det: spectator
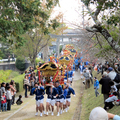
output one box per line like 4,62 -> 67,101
74,57 -> 79,71
9,80 -> 16,105
5,83 -> 9,91
83,69 -> 90,89
33,72 -> 37,83
25,70 -> 28,75
1,92 -> 7,111
107,67 -> 120,98
104,92 -> 118,110
79,63 -> 85,79
29,66 -> 32,72
16,95 -> 23,105
13,80 -> 16,102
1,82 -> 6,95
107,67 -> 116,82
39,61 -> 42,67
24,74 -> 30,98
94,77 -> 100,97
88,67 -> 93,84
0,88 -> 2,113
30,73 -> 35,95
89,107 -> 120,120
109,81 -> 118,95
6,86 -> 12,110
99,72 -> 111,103
31,67 -> 34,72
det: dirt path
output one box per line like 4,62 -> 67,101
72,81 -> 84,120
2,72 -> 84,120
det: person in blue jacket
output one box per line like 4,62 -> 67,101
79,63 -> 85,79
66,83 -> 75,112
31,82 -> 45,117
46,81 -> 58,116
58,84 -> 68,114
68,70 -> 73,86
62,84 -> 68,113
73,64 -> 75,74
74,57 -> 79,71
94,77 -> 100,97
64,70 -> 68,83
55,81 -> 63,116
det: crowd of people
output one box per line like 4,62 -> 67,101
24,67 -> 37,98
0,66 -> 36,113
88,61 -> 120,120
1,56 -> 120,120
0,80 -> 16,112
74,56 -> 120,120
22,65 -> 76,117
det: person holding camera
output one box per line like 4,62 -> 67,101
46,81 -> 58,116
31,82 -> 45,117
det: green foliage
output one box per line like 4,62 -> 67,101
0,50 -> 4,59
0,70 -> 12,83
0,70 -> 19,83
82,0 -> 119,27
93,26 -> 120,58
9,74 -> 24,92
107,15 -> 120,26
59,45 -> 63,53
0,0 -> 59,46
36,58 -> 45,65
15,57 -> 25,71
110,27 -> 119,42
0,70 -> 24,92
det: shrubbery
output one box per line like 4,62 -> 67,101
8,74 -> 24,92
36,58 -> 45,65
0,70 -> 12,83
15,57 -> 26,71
0,70 -> 24,92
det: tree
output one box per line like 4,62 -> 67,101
0,0 -> 59,46
15,57 -> 25,71
13,3 -> 67,68
81,0 -> 120,54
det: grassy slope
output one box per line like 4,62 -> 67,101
0,70 -> 20,83
81,71 -> 120,120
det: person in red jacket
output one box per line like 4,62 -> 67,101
1,92 -> 7,111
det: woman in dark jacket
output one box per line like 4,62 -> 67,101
99,72 -> 111,103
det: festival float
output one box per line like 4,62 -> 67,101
37,44 -> 77,86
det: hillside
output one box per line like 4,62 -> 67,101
80,71 -> 120,120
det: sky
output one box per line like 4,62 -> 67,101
53,0 -> 85,28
